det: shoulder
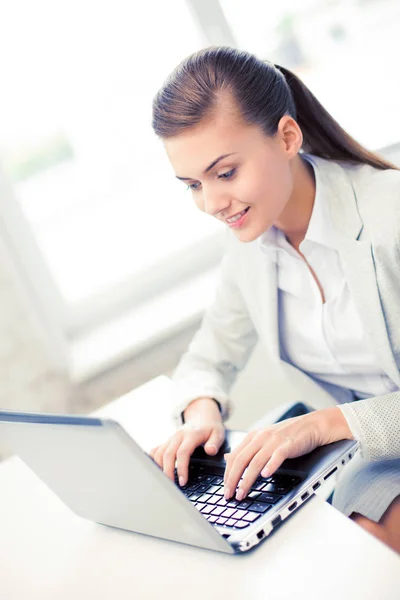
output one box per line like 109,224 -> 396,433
343,162 -> 400,245
342,160 -> 400,199
311,154 -> 400,247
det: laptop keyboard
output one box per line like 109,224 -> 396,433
175,464 -> 302,530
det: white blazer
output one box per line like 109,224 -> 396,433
172,155 -> 400,462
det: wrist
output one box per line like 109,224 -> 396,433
314,406 -> 354,445
183,397 -> 222,424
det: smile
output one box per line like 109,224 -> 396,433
226,207 -> 250,228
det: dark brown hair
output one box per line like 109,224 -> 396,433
152,46 -> 398,170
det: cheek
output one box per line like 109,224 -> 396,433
255,161 -> 293,211
239,163 -> 290,209
193,194 -> 205,212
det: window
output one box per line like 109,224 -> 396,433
219,0 -> 400,148
0,0 -> 225,377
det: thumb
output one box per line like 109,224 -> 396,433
204,426 -> 225,455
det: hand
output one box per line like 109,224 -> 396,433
223,407 -> 353,501
149,397 -> 225,486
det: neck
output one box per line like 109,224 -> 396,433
274,154 -> 316,250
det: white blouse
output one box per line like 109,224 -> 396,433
257,155 -> 399,401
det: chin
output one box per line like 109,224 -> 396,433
233,228 -> 261,243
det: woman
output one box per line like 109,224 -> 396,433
149,46 -> 400,552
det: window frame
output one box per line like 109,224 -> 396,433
0,0 -> 236,373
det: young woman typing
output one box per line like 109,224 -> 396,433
149,47 -> 400,552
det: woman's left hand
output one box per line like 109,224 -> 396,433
223,406 -> 353,500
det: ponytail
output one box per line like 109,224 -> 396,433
274,64 -> 398,170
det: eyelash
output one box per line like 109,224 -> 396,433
186,168 -> 236,192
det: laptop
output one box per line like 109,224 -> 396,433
0,407 -> 359,554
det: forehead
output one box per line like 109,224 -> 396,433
163,111 -> 259,178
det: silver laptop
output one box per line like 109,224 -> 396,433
0,409 -> 358,554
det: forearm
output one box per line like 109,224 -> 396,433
183,397 -> 223,424
311,406 -> 354,446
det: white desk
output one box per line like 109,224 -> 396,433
1,376 -> 399,600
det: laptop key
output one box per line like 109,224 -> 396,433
186,483 -> 200,492
224,518 -> 237,528
207,485 -> 223,495
194,502 -> 206,511
271,475 -> 301,486
211,506 -> 226,516
217,497 -> 229,507
235,500 -> 252,510
202,475 -> 217,484
195,484 -> 211,494
249,502 -> 272,514
248,491 -> 261,500
208,466 -> 225,476
212,476 -> 224,485
252,481 -> 267,491
188,492 -> 203,501
243,512 -> 261,523
263,483 -> 290,494
221,508 -> 237,518
231,509 -> 248,520
234,520 -> 250,529
216,517 -> 227,525
226,499 -> 240,508
208,515 -> 218,523
200,504 -> 214,515
258,492 -> 283,505
206,495 -> 220,505
198,493 -> 212,503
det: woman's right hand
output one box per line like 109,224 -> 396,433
149,397 -> 225,487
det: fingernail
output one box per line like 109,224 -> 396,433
224,487 -> 231,499
261,467 -> 270,478
236,488 -> 245,501
179,476 -> 185,486
206,444 -> 217,454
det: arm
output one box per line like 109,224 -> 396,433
171,242 -> 258,425
338,391 -> 400,461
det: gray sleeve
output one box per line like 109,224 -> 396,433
171,247 -> 258,426
338,391 -> 400,461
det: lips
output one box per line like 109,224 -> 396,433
225,207 -> 250,223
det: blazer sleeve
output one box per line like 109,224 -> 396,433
170,243 -> 258,426
338,391 -> 400,461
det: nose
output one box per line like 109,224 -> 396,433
202,186 -> 230,218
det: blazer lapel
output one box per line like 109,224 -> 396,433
315,157 -> 400,386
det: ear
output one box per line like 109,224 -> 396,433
277,115 -> 303,157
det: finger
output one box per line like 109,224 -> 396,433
223,430 -> 259,488
235,448 -> 271,500
204,425 -> 225,455
162,435 -> 184,481
261,439 -> 292,478
153,443 -> 168,468
224,442 -> 261,499
224,430 -> 255,464
149,446 -> 158,459
176,432 -> 206,486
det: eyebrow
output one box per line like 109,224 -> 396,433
176,153 -> 238,181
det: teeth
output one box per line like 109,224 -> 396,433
227,209 -> 247,223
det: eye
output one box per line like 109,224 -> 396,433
218,168 -> 236,180
186,182 -> 201,191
